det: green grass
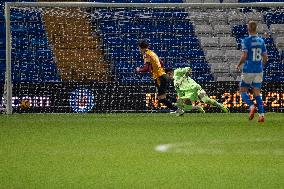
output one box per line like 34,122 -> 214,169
0,113 -> 283,189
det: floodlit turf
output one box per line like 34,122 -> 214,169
0,113 -> 283,189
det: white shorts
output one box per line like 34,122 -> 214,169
240,72 -> 263,89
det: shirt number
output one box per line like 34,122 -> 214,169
252,48 -> 262,61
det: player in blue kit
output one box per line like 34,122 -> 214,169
237,21 -> 268,122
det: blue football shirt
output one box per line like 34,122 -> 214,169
241,35 -> 267,73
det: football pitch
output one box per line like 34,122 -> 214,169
0,113 -> 283,189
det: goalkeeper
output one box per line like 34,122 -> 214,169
166,67 -> 229,116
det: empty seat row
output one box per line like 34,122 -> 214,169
264,11 -> 284,25
206,49 -> 241,63
200,37 -> 237,50
189,11 -> 264,25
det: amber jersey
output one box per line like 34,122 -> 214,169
141,49 -> 166,79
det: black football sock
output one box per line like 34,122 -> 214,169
166,95 -> 177,103
159,98 -> 178,111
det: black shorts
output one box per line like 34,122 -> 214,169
155,74 -> 170,96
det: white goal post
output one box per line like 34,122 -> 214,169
4,1 -> 284,114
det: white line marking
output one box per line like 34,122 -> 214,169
155,138 -> 284,155
155,144 -> 172,152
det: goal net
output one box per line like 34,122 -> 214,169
2,2 -> 284,114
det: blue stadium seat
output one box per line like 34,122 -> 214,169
267,49 -> 281,61
264,11 -> 284,25
174,62 -> 191,68
30,37 -> 49,47
0,22 -> 5,36
263,37 -> 274,46
0,60 -> 5,81
173,11 -> 188,19
232,25 -> 248,38
0,11 -> 4,21
28,23 -> 45,35
35,49 -> 53,60
0,49 -> 5,59
0,37 -> 6,49
190,62 -> 210,72
10,9 -> 41,22
281,50 -> 284,61
0,0 -> 61,83
186,50 -> 205,59
11,23 -> 28,37
94,7 -> 213,84
0,59 -> 5,71
13,37 -> 29,47
12,49 -> 33,59
193,74 -> 214,82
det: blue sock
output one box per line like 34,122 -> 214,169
241,92 -> 253,107
255,95 -> 264,115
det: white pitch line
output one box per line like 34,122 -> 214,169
154,140 -> 284,156
154,144 -> 172,152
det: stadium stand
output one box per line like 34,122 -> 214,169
0,0 -> 283,83
0,0 -> 61,82
91,6 -> 214,83
188,2 -> 283,81
41,7 -> 111,82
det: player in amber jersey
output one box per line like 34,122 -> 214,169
136,40 -> 177,111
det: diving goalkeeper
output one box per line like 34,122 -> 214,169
166,67 -> 229,116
